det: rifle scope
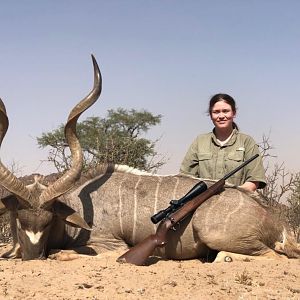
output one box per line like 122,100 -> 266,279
151,181 -> 207,224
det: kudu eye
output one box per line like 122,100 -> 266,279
280,230 -> 287,244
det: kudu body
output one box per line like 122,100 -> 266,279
0,57 -> 299,263
61,167 -> 300,262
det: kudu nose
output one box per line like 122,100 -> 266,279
22,247 -> 47,261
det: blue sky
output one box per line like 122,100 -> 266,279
0,1 -> 299,176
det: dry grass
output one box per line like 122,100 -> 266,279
0,213 -> 12,244
234,269 -> 253,286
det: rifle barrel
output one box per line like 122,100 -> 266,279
223,154 -> 259,180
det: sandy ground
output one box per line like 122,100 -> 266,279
0,245 -> 299,300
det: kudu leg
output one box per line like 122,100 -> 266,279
214,250 -> 288,263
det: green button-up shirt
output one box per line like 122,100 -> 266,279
180,129 -> 266,188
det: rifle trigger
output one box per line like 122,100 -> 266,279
168,216 -> 179,231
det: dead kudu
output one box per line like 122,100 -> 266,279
0,58 -> 299,263
0,55 -> 101,260
53,165 -> 300,263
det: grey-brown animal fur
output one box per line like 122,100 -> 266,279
47,164 -> 299,262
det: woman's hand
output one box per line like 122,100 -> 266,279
239,181 -> 259,192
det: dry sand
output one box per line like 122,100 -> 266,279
0,245 -> 299,300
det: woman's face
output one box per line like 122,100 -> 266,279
210,100 -> 236,131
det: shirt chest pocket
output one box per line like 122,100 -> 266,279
197,153 -> 213,178
226,150 -> 245,175
198,153 -> 212,161
227,150 -> 244,162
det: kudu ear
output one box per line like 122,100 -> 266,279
52,200 -> 92,231
0,195 -> 19,214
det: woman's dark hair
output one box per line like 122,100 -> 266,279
208,93 -> 239,130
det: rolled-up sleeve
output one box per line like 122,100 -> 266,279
180,138 -> 199,177
243,138 -> 266,189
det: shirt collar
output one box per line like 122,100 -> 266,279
211,128 -> 238,147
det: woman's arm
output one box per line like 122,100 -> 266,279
243,137 -> 267,189
179,138 -> 200,176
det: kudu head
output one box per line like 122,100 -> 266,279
0,55 -> 102,260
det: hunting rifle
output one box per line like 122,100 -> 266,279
151,180 -> 208,224
117,154 -> 259,266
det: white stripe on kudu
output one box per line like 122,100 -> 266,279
153,177 -> 162,232
118,177 -> 125,236
173,177 -> 180,199
132,175 -> 142,244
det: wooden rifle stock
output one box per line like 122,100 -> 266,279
117,154 -> 259,266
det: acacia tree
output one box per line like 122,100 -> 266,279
37,108 -> 166,172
